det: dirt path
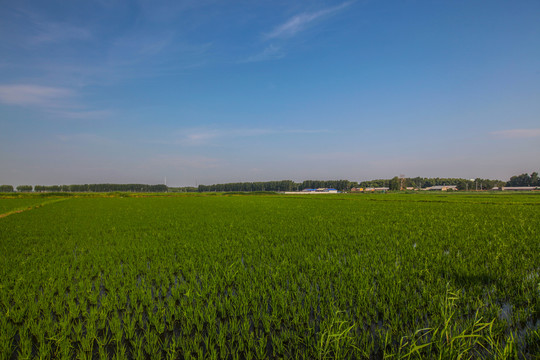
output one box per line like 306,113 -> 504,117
0,198 -> 68,219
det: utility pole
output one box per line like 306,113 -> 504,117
400,174 -> 405,191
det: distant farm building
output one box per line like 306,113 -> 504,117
424,185 -> 458,191
286,188 -> 339,194
495,186 -> 538,191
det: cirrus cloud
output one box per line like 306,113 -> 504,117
265,1 -> 354,39
0,84 -> 73,107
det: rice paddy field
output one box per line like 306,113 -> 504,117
0,192 -> 539,359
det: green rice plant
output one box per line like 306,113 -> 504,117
56,315 -> 72,340
37,338 -> 52,359
271,331 -> 285,357
95,328 -> 111,349
17,327 -> 33,360
207,343 -> 219,360
194,340 -> 204,360
231,349 -> 241,360
316,311 -> 357,360
98,344 -> 108,360
146,328 -> 161,356
255,334 -> 267,360
109,315 -> 123,343
113,342 -> 127,360
68,299 -> 80,319
123,314 -> 136,340
80,332 -> 94,355
394,286 -> 520,359
0,324 -> 13,359
484,326 -> 518,359
165,336 -> 180,360
8,304 -> 27,325
98,308 -> 108,330
219,338 -> 229,359
131,333 -> 145,360
73,319 -> 84,339
57,337 -> 72,360
154,310 -> 167,335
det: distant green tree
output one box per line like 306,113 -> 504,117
456,180 -> 473,191
530,172 -> 539,186
507,173 -> 532,186
0,185 -> 14,192
389,177 -> 400,191
169,187 -> 198,192
16,185 -> 33,192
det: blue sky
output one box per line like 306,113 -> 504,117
1,0 -> 539,186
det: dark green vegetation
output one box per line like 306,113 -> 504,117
1,193 -> 539,359
197,180 -> 358,192
16,186 -> 33,193
360,177 -> 507,191
507,172 -> 540,187
0,185 -> 15,192
33,184 -> 169,193
2,170 -> 538,194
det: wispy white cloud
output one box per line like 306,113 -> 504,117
3,4 -> 212,87
0,84 -> 73,107
148,127 -> 330,146
46,38 -> 213,86
240,44 -> 284,63
8,6 -> 93,46
265,1 -> 353,39
241,2 -> 353,63
490,128 -> 540,138
0,83 -> 112,120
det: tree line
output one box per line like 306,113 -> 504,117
0,184 -> 168,193
197,180 -> 359,192
198,180 -> 296,192
168,187 -> 199,193
1,172 -> 538,193
360,177 -> 506,191
506,172 -> 540,187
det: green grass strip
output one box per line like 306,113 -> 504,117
0,198 -> 68,219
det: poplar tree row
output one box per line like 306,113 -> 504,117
197,180 -> 359,192
0,184 -> 167,193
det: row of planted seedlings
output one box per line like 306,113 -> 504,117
1,195 -> 539,358
2,234 -> 533,359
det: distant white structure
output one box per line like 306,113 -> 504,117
495,187 -> 538,191
364,187 -> 389,192
285,188 -> 339,194
424,185 -> 458,191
